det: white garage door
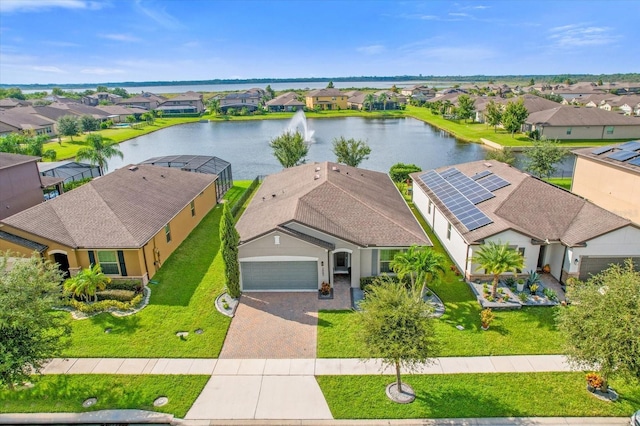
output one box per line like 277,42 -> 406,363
579,256 -> 640,281
241,261 -> 318,291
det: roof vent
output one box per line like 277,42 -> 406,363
272,193 -> 276,198
314,174 -> 320,180
142,176 -> 146,180
315,166 -> 321,172
484,162 -> 492,167
128,166 -> 138,171
160,174 -> 165,178
332,166 -> 339,172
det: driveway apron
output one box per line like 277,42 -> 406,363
219,292 -> 319,359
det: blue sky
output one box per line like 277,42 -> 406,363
1,0 -> 639,85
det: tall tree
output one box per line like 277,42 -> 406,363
377,93 -> 388,110
501,99 -> 529,137
0,253 -> 70,389
332,137 -> 371,167
220,203 -> 241,298
80,115 -> 99,133
472,241 -> 524,298
525,139 -> 567,179
0,133 -> 56,160
111,87 -> 129,98
484,100 -> 502,132
456,95 -> 476,123
358,277 -> 440,399
57,115 -> 81,141
364,93 -> 376,111
326,81 -> 334,89
269,131 -> 308,168
75,133 -> 123,175
485,146 -> 516,166
557,259 -> 640,392
265,85 -> 275,100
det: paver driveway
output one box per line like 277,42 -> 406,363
219,292 -> 319,359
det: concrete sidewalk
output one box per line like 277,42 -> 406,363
41,355 -> 573,376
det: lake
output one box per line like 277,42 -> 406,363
107,117 -> 492,180
106,116 -> 575,180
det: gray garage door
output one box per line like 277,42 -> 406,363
579,256 -> 640,281
241,261 -> 318,291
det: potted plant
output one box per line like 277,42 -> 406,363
516,278 -> 525,292
525,270 -> 541,291
320,282 -> 331,296
480,308 -> 495,330
542,264 -> 551,274
529,283 -> 539,295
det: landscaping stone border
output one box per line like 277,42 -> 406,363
468,281 -> 559,309
215,292 -> 238,317
53,286 -> 152,320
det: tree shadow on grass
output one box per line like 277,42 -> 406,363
87,312 -> 141,336
518,306 -> 560,332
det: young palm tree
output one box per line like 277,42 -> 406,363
63,264 -> 110,302
75,133 -> 124,175
472,241 -> 524,298
390,245 -> 446,300
364,93 -> 376,112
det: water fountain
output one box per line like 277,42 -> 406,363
286,110 -> 315,142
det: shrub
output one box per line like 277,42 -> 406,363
360,276 -> 377,291
480,308 -> 495,328
95,289 -> 136,302
543,287 -> 558,301
107,279 -> 142,292
67,293 -> 143,314
63,177 -> 93,192
518,292 -> 529,302
586,372 -> 604,389
504,276 -> 516,288
389,163 -> 422,183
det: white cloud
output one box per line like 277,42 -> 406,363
33,66 -> 66,73
357,44 -> 385,55
0,0 -> 104,13
43,40 -> 81,47
81,67 -> 124,75
133,0 -> 184,30
548,23 -> 621,47
100,33 -> 142,42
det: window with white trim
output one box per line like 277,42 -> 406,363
97,251 -> 119,275
379,249 -> 404,274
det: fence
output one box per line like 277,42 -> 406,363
230,175 -> 264,218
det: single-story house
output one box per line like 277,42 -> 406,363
0,164 -> 218,281
0,108 -> 56,136
411,160 -> 640,283
265,92 -> 305,112
475,94 -> 560,123
347,90 -> 407,111
524,106 -> 640,140
572,141 -> 640,226
95,105 -> 148,122
235,162 -> 431,291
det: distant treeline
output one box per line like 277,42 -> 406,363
2,74 -> 639,90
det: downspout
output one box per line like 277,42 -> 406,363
327,251 -> 331,286
464,245 -> 471,280
560,245 -> 567,286
142,244 -> 150,283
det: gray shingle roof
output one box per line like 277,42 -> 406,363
412,160 -> 632,246
0,152 -> 40,169
527,106 -> 640,126
236,162 -> 430,248
2,165 -> 217,249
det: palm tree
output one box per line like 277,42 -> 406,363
364,93 -> 376,112
75,133 -> 123,175
377,93 -> 388,110
390,245 -> 446,300
472,241 -> 524,298
64,264 -> 110,302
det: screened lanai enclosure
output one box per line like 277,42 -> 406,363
140,155 -> 232,201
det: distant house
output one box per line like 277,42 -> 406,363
95,105 -> 147,122
235,162 -> 430,291
157,91 -> 204,115
0,98 -> 31,109
411,160 -> 640,283
0,165 -> 218,281
81,92 -> 122,106
0,153 -> 47,220
117,92 -> 166,111
219,88 -> 265,113
475,94 -> 560,123
525,106 -> 640,140
347,90 -> 406,111
572,141 -> 640,226
305,88 -> 347,110
400,85 -> 436,101
265,92 -> 305,112
0,108 -> 56,136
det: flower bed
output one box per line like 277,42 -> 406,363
469,280 -> 559,309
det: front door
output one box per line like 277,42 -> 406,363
334,252 -> 350,275
537,245 -> 546,270
52,253 -> 70,279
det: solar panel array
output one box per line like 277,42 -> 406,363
618,140 -> 640,151
607,149 -> 640,162
591,146 -> 614,155
444,170 -> 495,204
628,157 -> 640,167
440,168 -> 461,178
471,170 -> 492,180
419,170 -> 493,232
477,174 -> 511,192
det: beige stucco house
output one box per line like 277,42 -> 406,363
572,141 -> 640,226
305,88 -> 348,110
235,162 -> 430,292
0,164 -> 218,281
0,153 -> 46,220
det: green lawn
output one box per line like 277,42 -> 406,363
547,177 -> 573,190
405,105 -> 628,148
317,204 -> 564,357
60,186 -> 246,357
317,373 -> 640,419
0,375 -> 207,418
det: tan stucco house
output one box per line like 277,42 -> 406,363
235,162 -> 430,291
0,164 -> 218,281
305,88 -> 348,110
572,141 -> 640,225
0,153 -> 46,220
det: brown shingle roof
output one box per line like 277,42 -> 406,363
0,152 -> 40,169
527,106 -> 640,126
236,162 -> 430,248
1,165 -> 217,249
412,160 -> 631,246
306,88 -> 345,97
